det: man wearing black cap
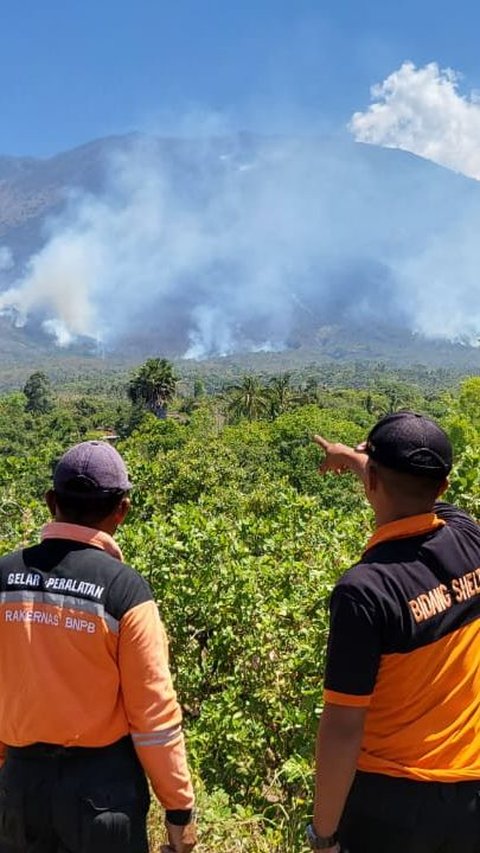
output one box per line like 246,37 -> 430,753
0,441 -> 196,853
306,412 -> 480,853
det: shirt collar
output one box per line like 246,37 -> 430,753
41,521 -> 123,562
365,513 -> 445,553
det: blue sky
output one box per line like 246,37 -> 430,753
1,0 -> 479,156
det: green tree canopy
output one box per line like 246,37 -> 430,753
23,371 -> 54,415
227,375 -> 269,422
127,358 -> 178,419
457,377 -> 480,428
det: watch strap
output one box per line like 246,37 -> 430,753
306,823 -> 339,849
165,807 -> 197,826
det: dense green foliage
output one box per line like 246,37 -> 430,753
0,364 -> 479,851
23,371 -> 54,414
128,357 -> 178,419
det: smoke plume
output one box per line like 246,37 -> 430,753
1,100 -> 480,354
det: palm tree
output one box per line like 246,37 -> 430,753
227,375 -> 268,422
298,377 -> 324,406
128,358 -> 178,419
267,373 -> 295,418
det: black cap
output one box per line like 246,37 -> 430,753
364,411 -> 452,479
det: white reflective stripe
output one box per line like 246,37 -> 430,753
135,735 -> 182,746
132,725 -> 181,741
0,591 -> 119,634
132,725 -> 182,747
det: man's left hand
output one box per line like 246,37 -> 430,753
161,819 -> 197,852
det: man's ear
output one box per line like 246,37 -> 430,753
45,489 -> 56,517
115,496 -> 131,527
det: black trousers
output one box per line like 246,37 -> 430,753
0,737 -> 150,853
339,771 -> 480,852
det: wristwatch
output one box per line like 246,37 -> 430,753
306,823 -> 339,849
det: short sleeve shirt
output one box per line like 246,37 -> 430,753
323,503 -> 480,780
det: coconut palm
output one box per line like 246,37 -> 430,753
267,373 -> 295,418
227,375 -> 269,422
128,358 -> 178,419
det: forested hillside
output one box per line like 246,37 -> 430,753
1,363 -> 479,851
2,133 -> 480,362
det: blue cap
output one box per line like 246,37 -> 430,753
54,441 -> 132,493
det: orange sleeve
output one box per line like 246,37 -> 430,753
119,600 -> 194,809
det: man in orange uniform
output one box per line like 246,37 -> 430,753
0,440 -> 196,853
308,412 -> 480,852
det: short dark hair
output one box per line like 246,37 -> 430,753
54,477 -> 127,526
375,462 -> 446,506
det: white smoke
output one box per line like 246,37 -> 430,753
184,306 -> 237,360
1,134 -> 362,353
398,212 -> 480,342
2,103 -> 480,352
0,228 -> 98,337
350,61 -> 480,181
348,61 -> 480,345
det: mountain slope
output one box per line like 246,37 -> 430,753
0,132 -> 479,364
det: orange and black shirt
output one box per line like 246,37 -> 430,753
324,503 -> 480,782
0,522 -> 194,810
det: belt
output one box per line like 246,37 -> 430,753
7,736 -> 131,760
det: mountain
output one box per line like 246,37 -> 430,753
1,132 -> 480,368
0,135 -> 135,269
